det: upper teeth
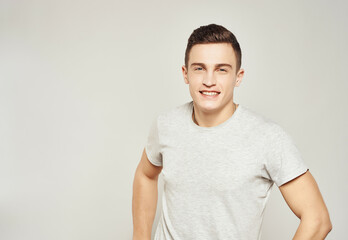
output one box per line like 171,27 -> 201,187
202,91 -> 219,95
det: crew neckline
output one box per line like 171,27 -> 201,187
188,100 -> 241,131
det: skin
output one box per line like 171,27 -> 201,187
132,149 -> 162,240
280,171 -> 333,239
181,43 -> 244,127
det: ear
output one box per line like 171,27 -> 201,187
182,65 -> 189,84
235,68 -> 244,87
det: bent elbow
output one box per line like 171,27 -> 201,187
322,220 -> 333,233
317,216 -> 333,236
302,212 -> 333,236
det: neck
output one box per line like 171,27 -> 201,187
192,101 -> 238,127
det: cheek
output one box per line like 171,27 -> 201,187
220,77 -> 234,88
188,71 -> 203,80
189,84 -> 199,95
188,77 -> 201,89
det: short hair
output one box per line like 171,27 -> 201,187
184,23 -> 242,73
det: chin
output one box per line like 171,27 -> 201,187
196,100 -> 222,111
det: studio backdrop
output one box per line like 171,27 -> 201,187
0,0 -> 347,239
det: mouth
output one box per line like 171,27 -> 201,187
199,91 -> 221,98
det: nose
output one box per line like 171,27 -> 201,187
202,71 -> 217,86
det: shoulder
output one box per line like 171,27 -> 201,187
156,101 -> 191,129
241,106 -> 298,156
240,105 -> 283,136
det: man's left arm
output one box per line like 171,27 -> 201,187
278,170 -> 333,240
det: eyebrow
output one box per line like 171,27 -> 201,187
190,62 -> 233,69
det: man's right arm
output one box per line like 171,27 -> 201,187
132,148 -> 163,240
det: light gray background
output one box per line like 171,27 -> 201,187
1,0 -> 347,239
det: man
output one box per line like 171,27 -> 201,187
132,23 -> 332,240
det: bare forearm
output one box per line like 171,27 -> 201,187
132,172 -> 159,240
292,217 -> 332,240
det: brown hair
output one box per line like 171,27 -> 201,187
184,23 -> 242,73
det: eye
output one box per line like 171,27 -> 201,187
194,67 -> 203,71
219,68 -> 227,72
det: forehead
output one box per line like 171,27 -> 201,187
189,43 -> 236,65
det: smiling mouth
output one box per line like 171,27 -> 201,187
199,91 -> 221,96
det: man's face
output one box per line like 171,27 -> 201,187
182,43 -> 244,113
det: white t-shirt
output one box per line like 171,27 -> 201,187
145,100 -> 309,240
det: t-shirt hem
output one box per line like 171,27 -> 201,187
145,145 -> 163,167
276,167 -> 309,187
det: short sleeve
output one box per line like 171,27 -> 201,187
144,116 -> 163,166
264,125 -> 309,187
